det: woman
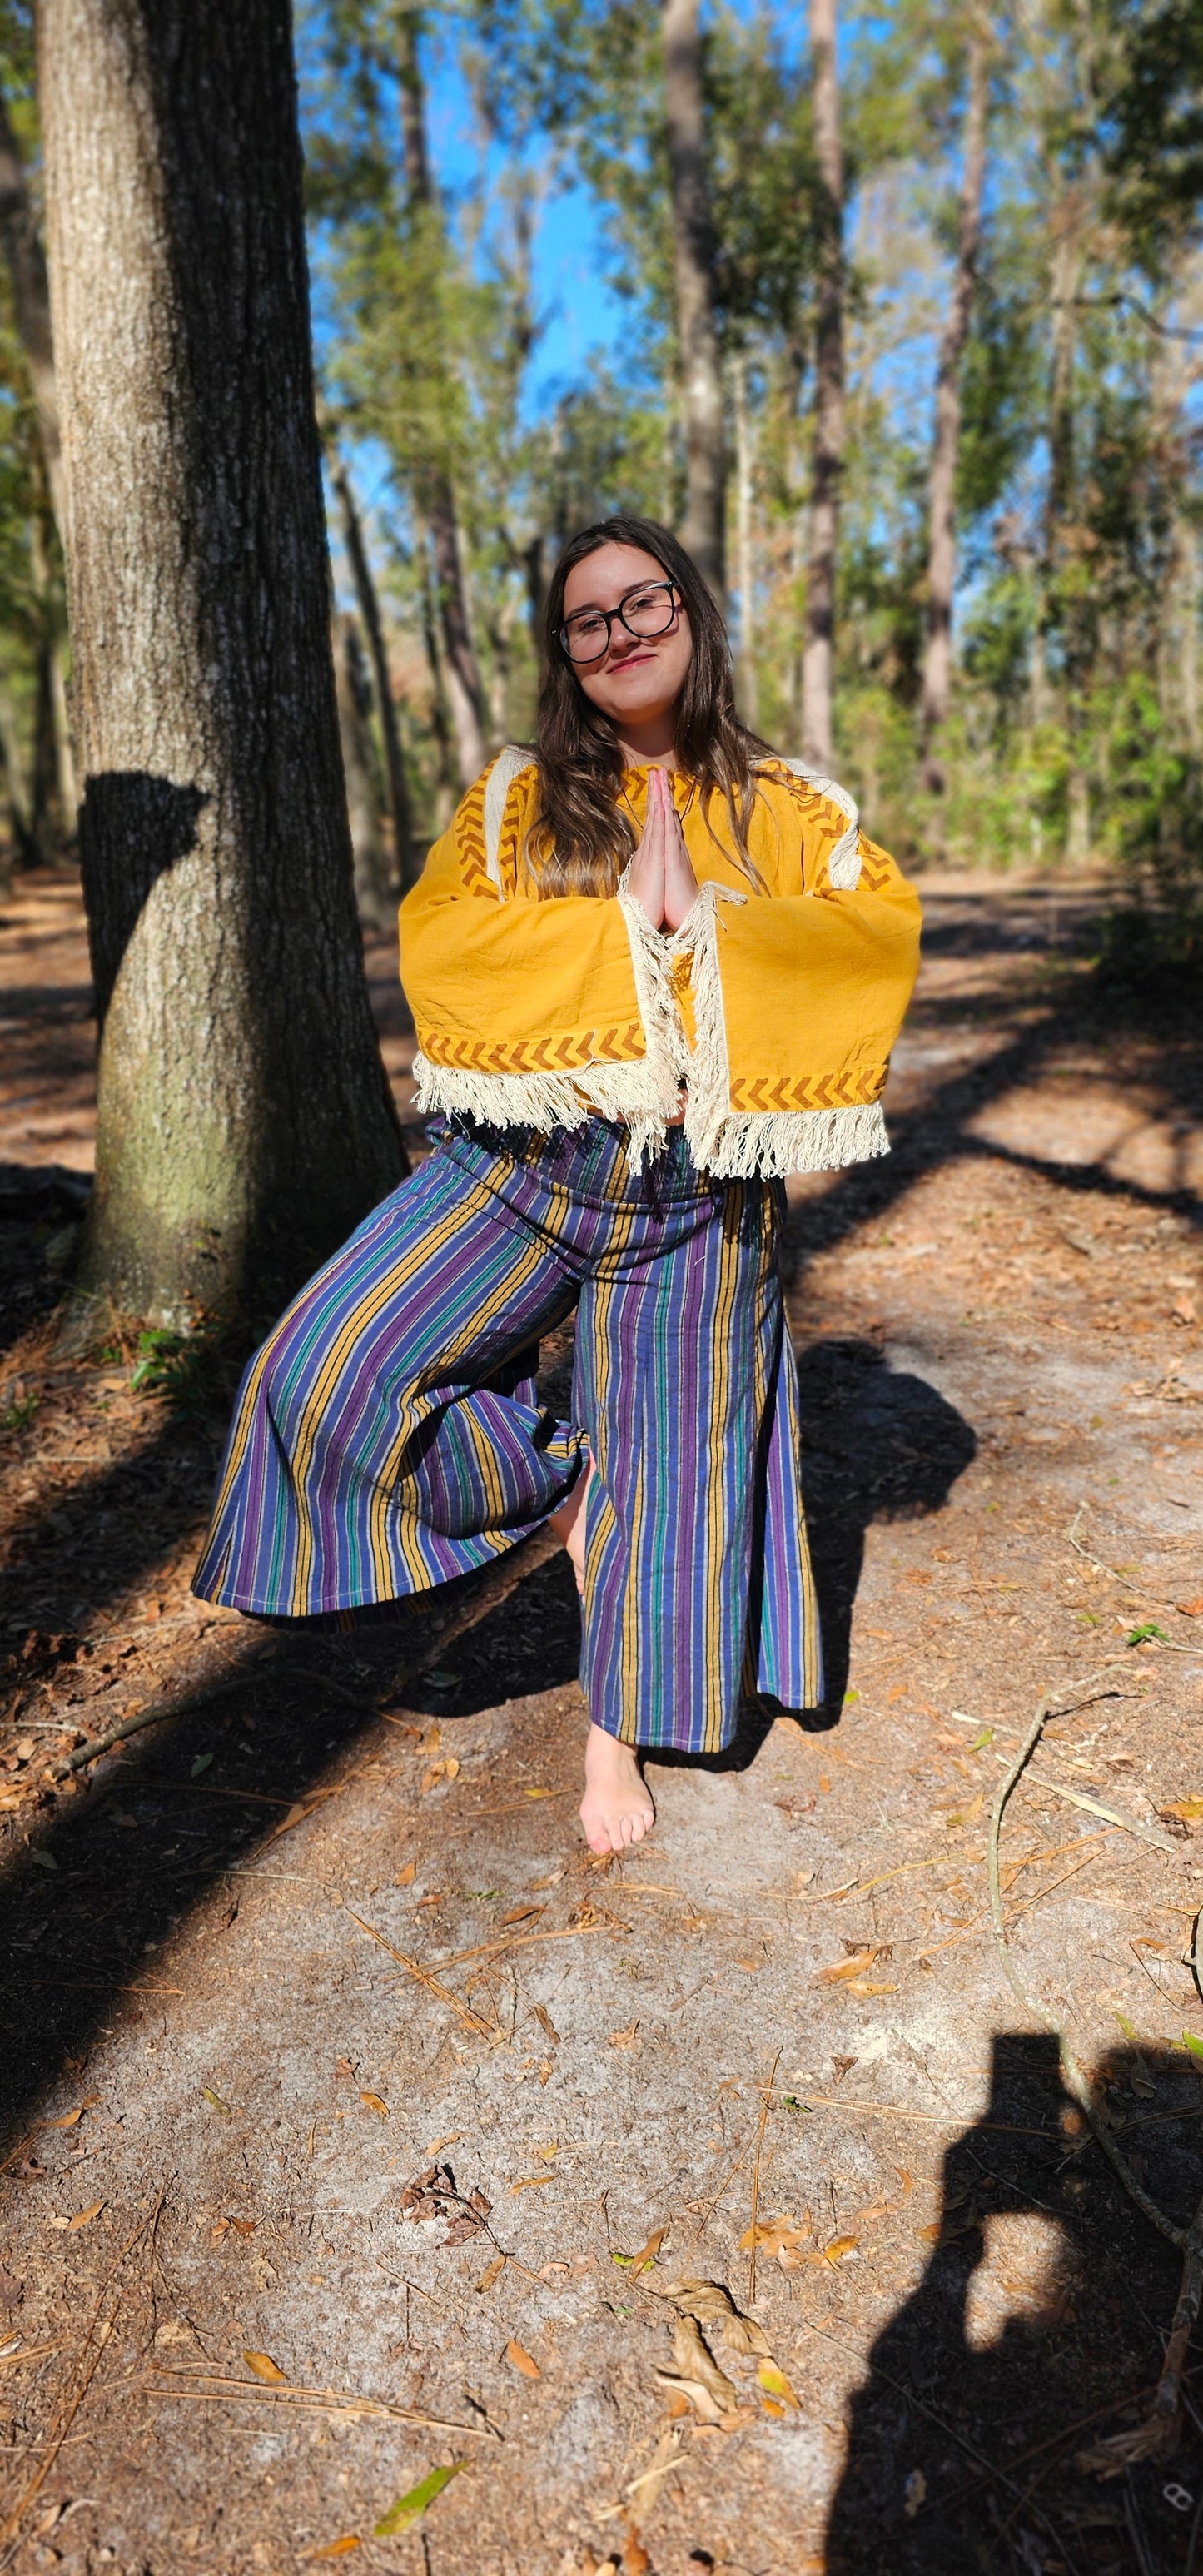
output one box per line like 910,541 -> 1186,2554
194,516 -> 921,1855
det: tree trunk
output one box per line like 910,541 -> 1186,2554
921,33 -> 987,798
336,611 -> 395,933
662,0 -> 725,605
396,2 -> 488,787
0,78 -> 67,545
732,351 -> 758,729
801,0 -> 844,775
329,450 -> 415,888
38,0 -> 405,1331
416,518 -> 457,830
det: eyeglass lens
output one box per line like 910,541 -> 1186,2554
561,582 -> 677,662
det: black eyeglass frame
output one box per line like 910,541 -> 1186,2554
558,578 -> 681,666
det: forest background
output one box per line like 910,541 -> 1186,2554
0,0 -> 1201,928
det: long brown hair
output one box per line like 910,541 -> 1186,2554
526,515 -> 770,897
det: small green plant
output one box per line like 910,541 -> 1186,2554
2,1389 -> 37,1431
128,1320 -> 229,1416
1126,1622 -> 1169,1646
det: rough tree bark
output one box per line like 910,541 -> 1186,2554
662,0 -> 725,606
329,449 -> 415,888
38,0 -> 405,1330
801,0 -> 844,775
396,2 -> 487,787
921,32 -> 987,798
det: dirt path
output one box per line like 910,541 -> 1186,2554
0,868 -> 1201,2576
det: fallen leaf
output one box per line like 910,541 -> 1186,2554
848,1979 -> 897,1997
510,2173 -> 556,2192
334,2057 -> 355,2081
823,2235 -> 860,2265
226,2215 -> 256,2237
360,2091 -> 390,2117
415,1890 -> 445,1910
374,2463 -> 465,2538
532,2003 -> 559,2045
500,1903 -> 547,1927
505,2337 -> 542,2379
47,2201 -> 104,2232
420,1758 -> 460,1793
1177,1599 -> 1203,1618
917,2220 -> 942,2242
243,2350 -> 286,2384
622,2528 -> 652,2575
395,1862 -> 417,1886
201,2086 -> 232,2117
46,2095 -> 99,2132
534,2141 -> 559,2164
818,1951 -> 877,1983
895,2166 -> 913,2191
306,2540 -> 361,2562
474,2255 -> 506,2294
757,2358 -> 801,2409
191,1751 -> 213,1778
738,2215 -> 810,2255
523,1786 -> 553,1799
1165,1797 -> 1203,1823
735,1958 -> 762,1972
612,2228 -> 666,2279
609,2023 -> 640,2049
654,2314 -> 738,2419
853,2200 -> 890,2225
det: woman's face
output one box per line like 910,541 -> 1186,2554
560,542 -> 693,737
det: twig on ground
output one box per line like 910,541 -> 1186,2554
346,1908 -> 496,2037
989,1678 -> 1203,2468
143,2371 -> 492,2436
747,2048 -> 780,2308
49,1660 -> 276,1778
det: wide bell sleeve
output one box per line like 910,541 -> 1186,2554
667,825 -> 922,1180
398,760 -> 684,1158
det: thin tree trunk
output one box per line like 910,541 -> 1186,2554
1181,520 -> 1199,756
1045,221 -> 1088,858
0,688 -> 36,868
662,0 -> 725,604
416,516 -> 457,829
38,0 -> 405,1330
336,611 -> 395,933
396,2 -> 488,787
732,351 -> 758,728
801,0 -> 844,774
0,79 -> 66,545
329,450 -> 415,888
921,32 -> 987,797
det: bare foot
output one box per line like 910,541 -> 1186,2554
579,1722 -> 655,1856
549,1453 -> 594,1595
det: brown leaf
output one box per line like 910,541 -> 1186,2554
47,2201 -> 104,2233
622,2529 -> 652,2575
500,1903 -> 547,1927
532,2002 -> 559,2046
895,2166 -> 913,2191
334,2056 -> 355,2081
1177,1598 -> 1203,1618
659,2315 -> 738,2417
738,2215 -> 810,2255
505,2336 -> 542,2379
819,1951 -> 877,1983
395,1861 -> 417,1885
848,1979 -> 897,1997
226,2215 -> 256,2237
304,2539 -> 361,2561
510,2173 -> 556,2192
243,2350 -> 286,2384
609,2023 -> 640,2050
823,2234 -> 860,2265
612,2225 -> 667,2279
474,2255 -> 506,2294
46,2094 -> 99,2133
831,2055 -> 858,2083
360,2091 -> 390,2117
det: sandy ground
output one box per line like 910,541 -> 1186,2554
0,868 -> 1202,2576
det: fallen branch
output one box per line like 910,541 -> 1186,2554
989,1679 -> 1203,2468
49,1660 -> 276,1778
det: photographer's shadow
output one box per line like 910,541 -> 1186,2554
825,2031 -> 1200,2574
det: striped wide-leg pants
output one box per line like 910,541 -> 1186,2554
192,1117 -> 822,1754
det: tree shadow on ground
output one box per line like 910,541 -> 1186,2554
825,2031 -> 1202,2576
